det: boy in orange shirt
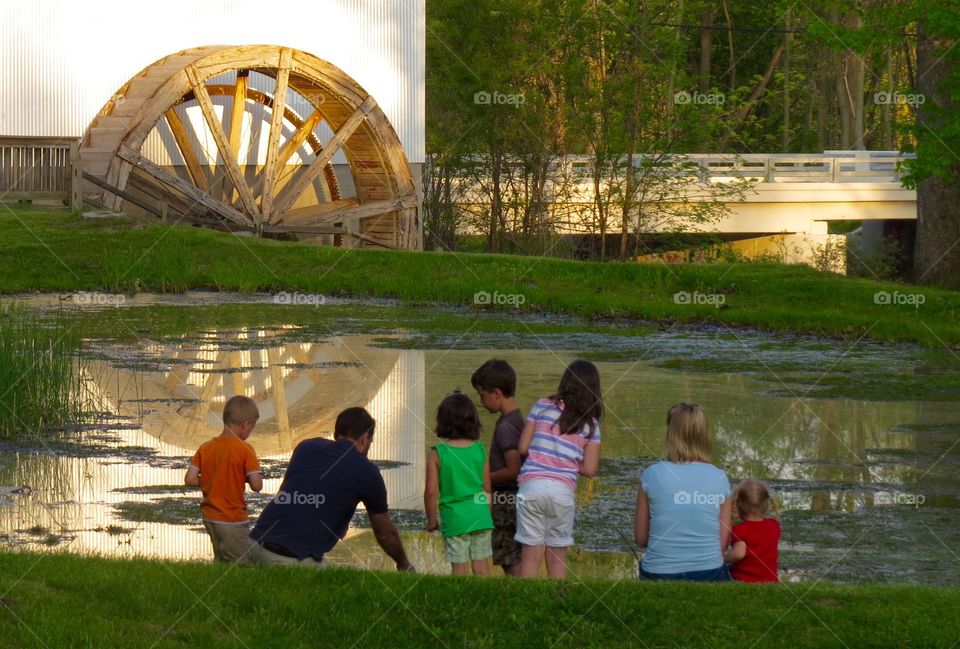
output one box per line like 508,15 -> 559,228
184,395 -> 263,563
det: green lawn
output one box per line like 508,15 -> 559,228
1,209 -> 958,344
0,551 -> 957,648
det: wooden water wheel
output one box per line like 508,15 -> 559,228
80,45 -> 420,249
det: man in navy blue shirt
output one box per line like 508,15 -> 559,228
248,407 -> 414,571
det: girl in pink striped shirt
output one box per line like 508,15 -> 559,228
515,360 -> 603,578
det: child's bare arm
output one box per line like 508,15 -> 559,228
247,471 -> 263,492
634,484 -> 650,548
424,449 -> 440,532
719,498 -> 732,550
489,448 -> 521,485
579,442 -> 601,477
184,465 -> 200,487
724,541 -> 747,564
482,460 -> 493,514
517,421 -> 535,456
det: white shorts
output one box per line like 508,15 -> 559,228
514,478 -> 576,547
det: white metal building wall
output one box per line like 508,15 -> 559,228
0,0 -> 425,163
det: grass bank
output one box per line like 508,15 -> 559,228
0,552 -> 957,648
2,209 -> 959,345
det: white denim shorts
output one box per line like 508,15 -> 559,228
514,478 -> 576,547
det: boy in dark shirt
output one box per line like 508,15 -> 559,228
472,359 -> 524,576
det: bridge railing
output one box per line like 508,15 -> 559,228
437,151 -> 915,207
689,152 -> 911,183
0,136 -> 82,209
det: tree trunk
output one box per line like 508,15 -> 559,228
783,8 -> 791,152
883,46 -> 894,149
715,42 -> 785,149
621,152 -> 634,261
914,22 -> 960,289
851,15 -> 866,150
488,150 -> 502,252
698,6 -> 714,95
722,0 -> 736,91
833,11 -> 865,150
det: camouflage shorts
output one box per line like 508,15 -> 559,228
491,494 -> 522,567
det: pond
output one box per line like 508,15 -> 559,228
0,297 -> 957,584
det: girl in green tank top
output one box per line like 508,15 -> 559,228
425,392 -> 494,575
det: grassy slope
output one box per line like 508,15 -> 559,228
0,552 -> 958,648
1,210 -> 959,344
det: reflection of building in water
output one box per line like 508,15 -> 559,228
366,351 -> 425,509
0,331 -> 425,561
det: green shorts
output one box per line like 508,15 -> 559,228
444,529 -> 493,564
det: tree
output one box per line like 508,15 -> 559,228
906,3 -> 960,288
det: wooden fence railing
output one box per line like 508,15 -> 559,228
0,137 -> 81,209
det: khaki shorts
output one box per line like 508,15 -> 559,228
203,520 -> 251,563
491,494 -> 522,567
444,529 -> 493,564
246,539 -> 327,568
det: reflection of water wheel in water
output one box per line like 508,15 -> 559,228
79,45 -> 420,249
84,333 -> 408,456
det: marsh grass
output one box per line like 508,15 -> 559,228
0,304 -> 90,439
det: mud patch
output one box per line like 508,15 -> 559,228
113,485 -> 192,495
113,499 -> 199,525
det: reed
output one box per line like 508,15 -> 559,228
0,304 -> 89,439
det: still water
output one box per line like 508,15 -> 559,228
0,324 -> 957,583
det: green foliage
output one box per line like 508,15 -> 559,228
422,0 -> 945,257
901,2 -> 960,187
846,233 -> 905,281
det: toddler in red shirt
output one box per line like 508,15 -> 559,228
724,479 -> 780,582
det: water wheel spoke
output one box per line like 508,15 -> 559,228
224,69 -> 250,204
271,95 -> 376,221
251,109 -> 324,219
279,195 -> 417,228
164,108 -> 210,191
185,64 -> 259,222
117,146 -> 250,227
260,48 -> 292,224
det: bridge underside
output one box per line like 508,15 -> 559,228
684,182 -> 916,236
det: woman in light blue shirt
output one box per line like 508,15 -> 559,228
634,403 -> 732,581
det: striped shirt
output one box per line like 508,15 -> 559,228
518,398 -> 601,491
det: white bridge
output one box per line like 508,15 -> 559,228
656,151 -> 915,235
449,151 -> 916,268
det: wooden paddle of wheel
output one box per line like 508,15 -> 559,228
79,45 -> 420,249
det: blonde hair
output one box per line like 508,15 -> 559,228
734,479 -> 779,520
665,402 -> 712,463
223,395 -> 259,426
